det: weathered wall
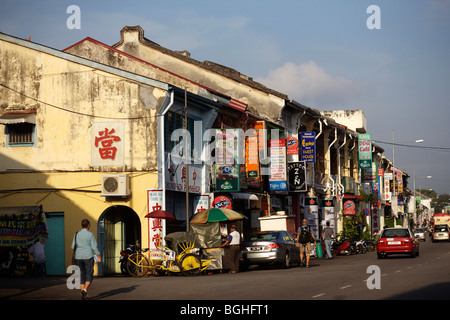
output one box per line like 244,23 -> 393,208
0,38 -> 166,172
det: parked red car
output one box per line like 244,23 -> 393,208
377,227 -> 419,259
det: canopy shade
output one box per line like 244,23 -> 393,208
190,208 -> 247,224
145,209 -> 175,221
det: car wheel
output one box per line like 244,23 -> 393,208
377,253 -> 383,259
283,252 -> 290,269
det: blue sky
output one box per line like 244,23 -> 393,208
1,0 -> 449,195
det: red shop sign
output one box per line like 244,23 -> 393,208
213,195 -> 232,209
344,200 -> 356,215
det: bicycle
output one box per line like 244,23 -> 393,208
126,234 -> 211,277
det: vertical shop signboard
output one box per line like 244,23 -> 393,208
372,200 -> 381,236
269,139 -> 288,191
300,132 -> 316,162
245,133 -> 261,188
147,189 -> 165,258
358,133 -> 372,169
321,199 -> 336,233
215,129 -> 240,192
305,197 -> 319,240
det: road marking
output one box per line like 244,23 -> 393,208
340,285 -> 352,290
312,293 -> 325,298
395,270 -> 402,273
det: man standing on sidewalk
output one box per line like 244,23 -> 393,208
321,221 -> 334,259
221,225 -> 241,273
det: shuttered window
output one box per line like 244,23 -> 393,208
7,123 -> 35,146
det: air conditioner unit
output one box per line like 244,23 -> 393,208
101,174 -> 130,197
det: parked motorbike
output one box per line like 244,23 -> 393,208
322,237 -> 352,256
362,239 -> 376,252
119,244 -> 135,275
354,239 -> 367,254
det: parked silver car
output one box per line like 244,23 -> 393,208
432,225 -> 450,242
240,231 -> 300,269
414,228 -> 426,241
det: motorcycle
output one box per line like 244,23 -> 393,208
322,236 -> 352,256
119,244 -> 135,275
354,239 -> 367,254
362,239 -> 376,252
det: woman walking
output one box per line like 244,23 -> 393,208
72,219 -> 101,300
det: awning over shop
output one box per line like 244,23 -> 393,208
0,110 -> 37,125
230,193 -> 259,200
0,206 -> 48,247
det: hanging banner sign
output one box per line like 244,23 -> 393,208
358,133 -> 372,169
300,132 -> 316,163
288,161 -> 307,192
269,139 -> 288,191
0,206 -> 48,247
215,129 -> 240,192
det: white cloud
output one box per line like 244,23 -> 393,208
255,61 -> 362,109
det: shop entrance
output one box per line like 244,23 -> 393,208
98,206 -> 141,275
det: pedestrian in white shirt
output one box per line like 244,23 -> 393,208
221,225 -> 241,273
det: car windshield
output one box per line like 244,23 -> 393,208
247,232 -> 279,241
434,226 -> 448,232
415,229 -> 424,233
382,229 -> 410,238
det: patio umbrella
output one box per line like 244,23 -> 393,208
190,208 -> 247,224
145,209 -> 175,221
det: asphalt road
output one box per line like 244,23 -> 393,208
1,238 -> 450,303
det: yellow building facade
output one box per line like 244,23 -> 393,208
0,33 -> 169,275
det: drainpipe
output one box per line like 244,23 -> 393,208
156,88 -> 174,247
312,118 -> 323,193
326,128 -> 338,195
337,132 -> 347,197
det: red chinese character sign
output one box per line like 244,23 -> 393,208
91,122 -> 124,166
147,189 -> 165,257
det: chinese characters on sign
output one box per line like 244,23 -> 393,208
92,122 -> 124,166
147,189 -> 165,256
95,128 -> 121,160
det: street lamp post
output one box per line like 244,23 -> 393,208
391,129 -> 424,227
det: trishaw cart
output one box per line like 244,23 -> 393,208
189,208 -> 247,271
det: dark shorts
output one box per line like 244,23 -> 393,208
77,258 -> 94,284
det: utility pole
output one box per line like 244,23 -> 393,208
185,86 -> 189,231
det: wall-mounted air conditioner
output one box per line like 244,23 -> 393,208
101,174 -> 130,197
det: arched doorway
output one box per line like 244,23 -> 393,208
98,205 -> 141,275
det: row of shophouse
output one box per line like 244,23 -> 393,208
0,26 -> 417,275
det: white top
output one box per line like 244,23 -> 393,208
228,230 -> 240,245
